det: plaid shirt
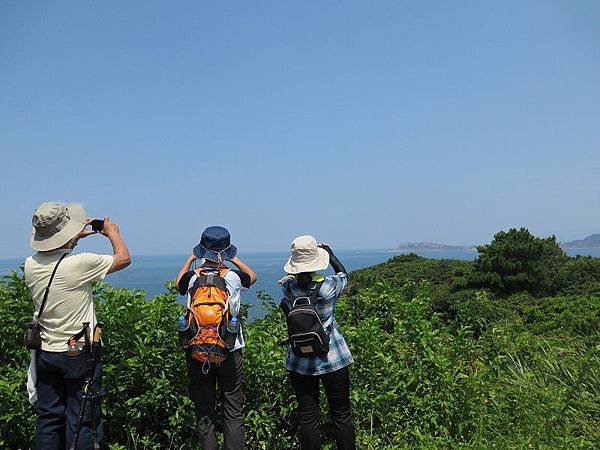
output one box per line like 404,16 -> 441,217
281,272 -> 354,376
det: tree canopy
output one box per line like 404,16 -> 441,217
470,227 -> 567,296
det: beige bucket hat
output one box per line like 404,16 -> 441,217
284,235 -> 330,274
30,202 -> 87,251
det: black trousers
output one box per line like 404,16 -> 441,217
187,350 -> 245,450
289,366 -> 356,450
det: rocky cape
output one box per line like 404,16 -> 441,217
396,242 -> 477,252
562,234 -> 600,248
395,233 -> 600,252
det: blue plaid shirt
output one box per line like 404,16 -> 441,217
281,272 -> 354,376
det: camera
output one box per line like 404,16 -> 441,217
90,219 -> 104,232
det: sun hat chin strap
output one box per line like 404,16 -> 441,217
199,243 -> 232,264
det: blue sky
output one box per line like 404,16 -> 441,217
1,1 -> 599,258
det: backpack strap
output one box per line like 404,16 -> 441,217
310,280 -> 335,330
309,281 -> 323,303
322,315 -> 335,330
193,267 -> 228,292
37,253 -> 68,321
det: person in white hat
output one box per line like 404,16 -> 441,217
280,236 -> 356,450
24,202 -> 131,450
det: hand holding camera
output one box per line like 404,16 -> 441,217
90,219 -> 104,232
78,217 -> 122,250
99,217 -> 120,238
85,217 -> 120,237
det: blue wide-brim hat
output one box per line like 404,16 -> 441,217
193,226 -> 237,262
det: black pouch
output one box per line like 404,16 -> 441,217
25,321 -> 42,350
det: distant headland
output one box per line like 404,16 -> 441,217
395,233 -> 600,252
395,242 -> 477,252
561,234 -> 600,249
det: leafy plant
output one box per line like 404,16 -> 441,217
470,227 -> 567,296
2,232 -> 600,448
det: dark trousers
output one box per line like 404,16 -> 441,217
35,350 -> 103,450
187,350 -> 245,450
289,366 -> 356,450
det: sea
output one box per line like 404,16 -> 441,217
3,248 -> 599,320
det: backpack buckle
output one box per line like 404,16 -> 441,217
292,296 -> 311,307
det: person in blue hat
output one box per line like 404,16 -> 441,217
175,226 -> 256,450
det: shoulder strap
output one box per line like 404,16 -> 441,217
193,267 -> 228,292
37,253 -> 68,320
310,281 -> 335,329
309,281 -> 324,303
194,267 -> 228,277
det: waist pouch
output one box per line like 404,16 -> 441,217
24,321 -> 42,350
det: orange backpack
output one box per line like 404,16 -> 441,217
185,267 -> 230,365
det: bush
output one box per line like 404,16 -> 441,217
470,228 -> 567,296
2,251 -> 600,448
560,256 -> 600,296
0,271 -> 36,449
94,283 -> 196,449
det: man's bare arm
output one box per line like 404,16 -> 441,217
101,218 -> 131,274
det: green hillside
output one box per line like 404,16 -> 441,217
1,228 -> 600,449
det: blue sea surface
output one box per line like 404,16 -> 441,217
2,248 -> 599,319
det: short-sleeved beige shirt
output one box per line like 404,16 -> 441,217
24,249 -> 114,352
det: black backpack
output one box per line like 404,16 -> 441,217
280,281 -> 330,357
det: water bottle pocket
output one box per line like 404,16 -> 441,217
224,317 -> 239,350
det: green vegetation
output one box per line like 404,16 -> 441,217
470,228 -> 567,296
1,228 -> 600,448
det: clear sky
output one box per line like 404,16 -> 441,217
1,1 -> 599,258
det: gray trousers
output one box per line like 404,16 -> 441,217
187,349 -> 245,450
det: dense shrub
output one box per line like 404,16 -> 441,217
561,256 -> 600,296
0,270 -> 36,449
2,247 -> 600,448
95,283 -> 196,449
470,228 -> 567,296
349,253 -> 474,292
348,254 -> 474,317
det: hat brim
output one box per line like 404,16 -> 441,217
284,247 -> 330,274
193,243 -> 237,262
30,203 -> 87,252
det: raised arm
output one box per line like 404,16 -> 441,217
229,256 -> 257,286
175,254 -> 196,287
319,243 -> 347,275
100,218 -> 131,274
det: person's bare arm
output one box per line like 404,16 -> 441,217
229,256 -> 257,286
175,255 -> 196,287
100,218 -> 131,274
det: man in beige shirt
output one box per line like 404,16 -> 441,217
24,202 -> 130,450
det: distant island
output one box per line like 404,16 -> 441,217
396,242 -> 477,252
561,234 -> 600,248
395,233 -> 600,252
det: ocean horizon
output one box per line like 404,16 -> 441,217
3,247 -> 599,320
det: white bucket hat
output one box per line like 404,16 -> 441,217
30,202 -> 87,251
284,235 -> 330,274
